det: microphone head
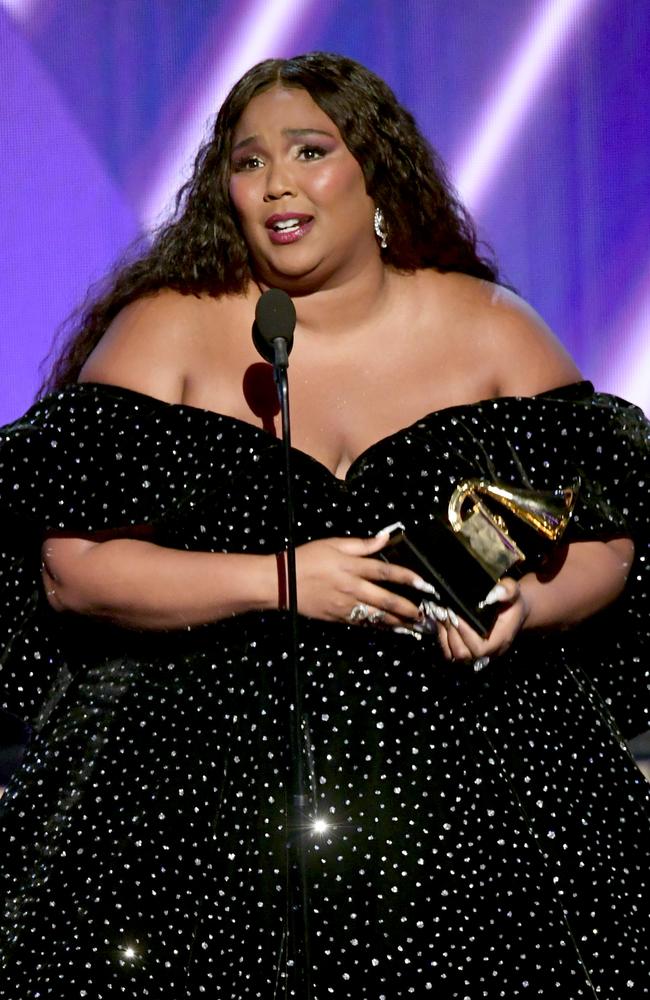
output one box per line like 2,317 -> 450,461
252,289 -> 296,363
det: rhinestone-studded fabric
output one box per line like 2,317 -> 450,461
0,380 -> 648,997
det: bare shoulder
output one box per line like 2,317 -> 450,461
80,290 -> 202,402
79,290 -> 239,403
446,274 -> 581,395
466,281 -> 582,396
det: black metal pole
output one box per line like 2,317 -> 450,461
273,354 -> 312,999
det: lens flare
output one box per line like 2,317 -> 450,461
455,0 -> 594,212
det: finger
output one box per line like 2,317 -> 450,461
418,599 -> 448,629
437,623 -> 453,660
362,556 -> 439,598
360,582 -> 422,621
345,603 -> 388,626
345,603 -> 414,630
477,599 -> 527,657
447,614 -> 489,660
330,532 -> 392,557
445,625 -> 474,662
452,609 -> 524,660
481,577 -> 520,607
365,606 -> 389,626
380,611 -> 416,629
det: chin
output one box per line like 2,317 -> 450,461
256,257 -> 326,293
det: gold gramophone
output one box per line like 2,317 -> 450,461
380,478 -> 579,636
447,479 -> 578,580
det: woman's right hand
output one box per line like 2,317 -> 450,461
40,530 -> 426,632
294,533 -> 426,627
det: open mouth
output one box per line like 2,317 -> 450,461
272,218 -> 305,233
265,214 -> 314,244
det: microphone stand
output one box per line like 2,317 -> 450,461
271,338 -> 312,1000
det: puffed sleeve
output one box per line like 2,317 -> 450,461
0,382 -> 278,728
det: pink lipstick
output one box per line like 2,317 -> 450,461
265,213 -> 314,245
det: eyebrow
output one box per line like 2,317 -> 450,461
231,128 -> 335,154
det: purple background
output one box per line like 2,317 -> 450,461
1,0 -> 649,424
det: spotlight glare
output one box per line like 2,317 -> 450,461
312,818 -> 328,834
597,264 -> 650,413
139,0 -> 316,228
0,0 -> 39,24
454,0 -> 593,211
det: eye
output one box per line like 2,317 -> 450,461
232,154 -> 264,172
296,144 -> 327,161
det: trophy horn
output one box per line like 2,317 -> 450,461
448,480 -> 579,541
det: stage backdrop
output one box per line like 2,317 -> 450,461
0,0 -> 649,424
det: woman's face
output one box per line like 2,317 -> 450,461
229,85 -> 377,291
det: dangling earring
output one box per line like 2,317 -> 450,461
374,207 -> 388,249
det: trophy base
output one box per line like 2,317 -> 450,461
378,523 -> 502,638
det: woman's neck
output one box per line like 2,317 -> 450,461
258,259 -> 400,341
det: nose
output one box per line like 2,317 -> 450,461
263,160 -> 296,202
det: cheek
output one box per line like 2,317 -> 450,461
310,161 -> 368,206
228,177 -> 255,226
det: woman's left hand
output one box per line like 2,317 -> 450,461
434,577 -> 529,663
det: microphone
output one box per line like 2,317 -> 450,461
253,288 -> 296,368
251,286 -> 311,990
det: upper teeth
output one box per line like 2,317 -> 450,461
274,218 -> 301,230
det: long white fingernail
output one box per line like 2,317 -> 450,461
481,583 -> 508,606
392,626 -> 423,641
420,600 -> 447,623
423,601 -> 447,622
377,521 -> 404,537
412,578 -> 440,597
447,608 -> 459,628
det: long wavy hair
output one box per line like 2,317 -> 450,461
42,51 -> 499,392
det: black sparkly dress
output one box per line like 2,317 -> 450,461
0,380 -> 649,999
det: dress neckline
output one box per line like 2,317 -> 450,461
63,379 -> 595,484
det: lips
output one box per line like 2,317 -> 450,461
265,213 -> 314,245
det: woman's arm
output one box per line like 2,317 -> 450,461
42,535 -> 278,630
43,294 -> 426,631
520,536 -> 634,630
430,287 -> 635,659
437,536 -> 635,662
41,533 -> 425,630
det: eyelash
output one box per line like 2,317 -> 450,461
297,144 -> 327,160
232,155 -> 263,172
232,144 -> 328,172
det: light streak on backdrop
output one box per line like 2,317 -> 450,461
454,0 -> 595,213
0,0 -> 38,22
139,0 -> 316,230
597,265 -> 650,413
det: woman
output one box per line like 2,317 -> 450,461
0,52 -> 648,998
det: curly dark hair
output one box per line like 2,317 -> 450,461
42,51 -> 499,392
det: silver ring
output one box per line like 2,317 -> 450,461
347,603 -> 369,623
368,609 -> 386,625
473,656 -> 490,672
